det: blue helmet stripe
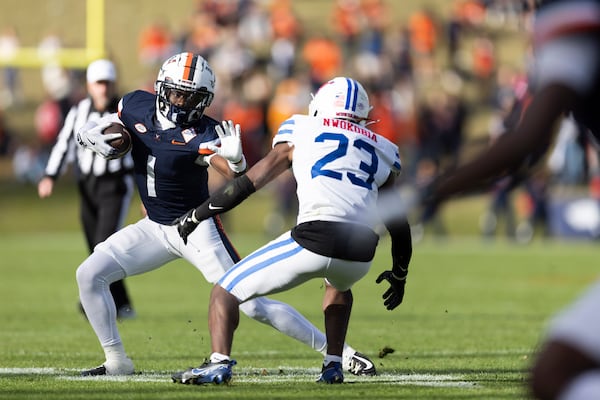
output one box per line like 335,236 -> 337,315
344,78 -> 353,111
351,79 -> 358,111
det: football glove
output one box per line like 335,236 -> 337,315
207,120 -> 246,172
76,120 -> 122,159
172,209 -> 199,245
376,270 -> 406,311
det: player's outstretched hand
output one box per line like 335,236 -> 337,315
209,120 -> 243,164
376,270 -> 406,310
172,209 -> 199,245
76,120 -> 121,159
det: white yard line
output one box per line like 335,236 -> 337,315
0,367 -> 479,388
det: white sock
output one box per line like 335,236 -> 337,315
104,343 -> 128,363
324,354 -> 342,365
210,352 -> 230,363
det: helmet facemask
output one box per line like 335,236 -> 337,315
157,82 -> 213,126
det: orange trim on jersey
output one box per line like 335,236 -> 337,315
213,215 -> 241,260
198,148 -> 215,155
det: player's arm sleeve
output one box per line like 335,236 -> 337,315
192,174 -> 256,221
385,216 -> 412,280
192,143 -> 292,222
379,174 -> 412,279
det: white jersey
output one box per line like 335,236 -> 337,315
273,114 -> 401,228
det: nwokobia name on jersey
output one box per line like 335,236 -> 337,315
322,118 -> 378,142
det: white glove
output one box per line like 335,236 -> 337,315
76,120 -> 122,159
208,120 -> 243,164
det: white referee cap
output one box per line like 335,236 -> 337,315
87,59 -> 117,83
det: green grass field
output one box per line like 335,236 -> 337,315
0,1 -> 591,398
2,205 -> 598,399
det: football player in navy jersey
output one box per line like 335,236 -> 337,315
417,1 -> 600,398
74,52 -> 375,377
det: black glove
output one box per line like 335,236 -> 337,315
376,270 -> 406,310
172,209 -> 199,245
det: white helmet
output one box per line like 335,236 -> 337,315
308,77 -> 371,122
154,52 -> 215,126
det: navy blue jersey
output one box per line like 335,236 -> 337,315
119,90 -> 220,224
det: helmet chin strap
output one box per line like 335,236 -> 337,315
156,108 -> 176,130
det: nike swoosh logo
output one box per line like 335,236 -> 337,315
208,203 -> 224,210
88,139 -> 96,145
350,353 -> 374,372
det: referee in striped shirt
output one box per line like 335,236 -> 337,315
38,59 -> 136,320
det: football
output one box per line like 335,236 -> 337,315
102,122 -> 132,157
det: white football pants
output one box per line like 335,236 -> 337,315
76,216 -> 338,356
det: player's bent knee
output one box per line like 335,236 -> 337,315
239,298 -> 265,321
76,251 -> 125,290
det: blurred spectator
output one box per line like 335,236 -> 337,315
37,30 -> 79,139
0,26 -> 22,108
455,0 -> 486,31
0,109 -> 14,156
269,0 -> 302,42
178,10 -> 220,59
12,140 -> 46,184
34,95 -> 64,147
414,157 -> 447,239
331,0 -> 363,57
302,33 -> 342,90
237,0 -> 273,59
268,36 -> 296,82
390,76 -> 419,178
222,68 -> 271,168
209,28 -> 255,89
416,85 -> 467,170
408,6 -> 439,79
385,25 -> 413,80
471,34 -> 497,102
264,74 -> 311,235
547,115 -> 588,186
199,0 -> 245,27
37,30 -> 62,62
368,87 -> 398,144
138,19 -> 175,69
447,5 -> 463,70
359,0 -> 389,56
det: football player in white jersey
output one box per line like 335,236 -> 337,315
172,77 -> 413,384
75,54 -> 376,377
421,1 -> 600,398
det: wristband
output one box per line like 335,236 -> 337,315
191,209 -> 200,223
391,272 -> 407,281
227,155 -> 247,173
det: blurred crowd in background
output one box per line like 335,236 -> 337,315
1,0 -> 598,242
